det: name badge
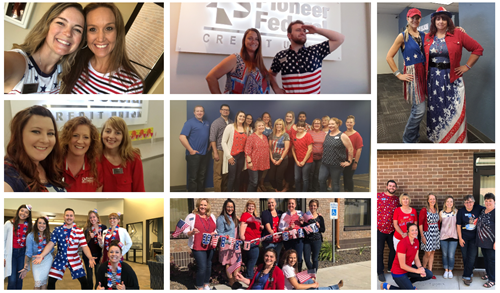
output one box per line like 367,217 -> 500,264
113,168 -> 124,174
21,83 -> 39,94
279,57 -> 287,63
334,136 -> 340,139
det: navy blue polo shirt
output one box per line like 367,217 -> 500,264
270,40 -> 331,94
180,117 -> 210,156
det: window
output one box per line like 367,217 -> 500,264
258,198 -> 301,214
170,199 -> 194,236
344,199 -> 371,230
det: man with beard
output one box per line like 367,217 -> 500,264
377,180 -> 400,282
269,20 -> 344,94
297,111 -> 311,131
209,104 -> 233,192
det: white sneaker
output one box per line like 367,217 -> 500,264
448,271 -> 453,279
203,285 -> 211,290
444,271 -> 449,279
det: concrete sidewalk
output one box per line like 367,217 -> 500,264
213,261 -> 371,290
378,269 -> 495,290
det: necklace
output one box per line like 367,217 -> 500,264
16,221 -> 28,247
38,232 -> 47,254
107,260 -> 122,289
105,225 -> 119,251
199,214 -> 212,232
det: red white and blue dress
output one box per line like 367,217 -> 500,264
224,54 -> 269,94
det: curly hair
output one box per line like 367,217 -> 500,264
12,3 -> 86,84
59,116 -> 101,189
101,117 -> 141,168
33,217 -> 50,244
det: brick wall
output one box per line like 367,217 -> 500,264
377,149 -> 494,271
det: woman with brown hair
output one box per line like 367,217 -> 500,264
292,121 -> 313,192
100,116 -> 145,192
221,111 -> 248,192
60,116 -> 103,192
240,200 -> 264,278
309,118 -> 327,192
82,209 -> 107,289
206,28 -> 269,94
419,193 -> 440,278
4,3 -> 85,94
22,216 -> 53,289
62,3 -> 143,94
4,106 -> 66,192
343,115 -> 363,192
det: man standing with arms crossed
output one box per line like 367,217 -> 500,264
210,104 -> 233,192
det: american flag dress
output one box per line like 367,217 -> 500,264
48,224 -> 87,280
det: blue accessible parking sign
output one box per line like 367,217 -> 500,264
330,202 -> 338,220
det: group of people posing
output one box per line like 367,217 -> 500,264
378,180 -> 495,289
180,198 -> 343,290
205,20 -> 344,94
4,105 -> 145,192
386,7 -> 483,143
5,3 -> 143,94
180,105 -> 363,192
5,205 -> 138,289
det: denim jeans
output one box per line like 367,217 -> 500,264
186,153 -> 209,192
284,238 -> 304,270
302,278 -> 339,290
262,241 -> 283,264
244,243 -> 260,279
459,238 -> 478,280
342,163 -> 355,192
377,230 -> 395,275
319,163 -> 343,192
294,162 -> 313,192
309,159 -> 322,192
269,158 -> 288,191
482,248 -> 495,282
304,239 -> 322,272
82,253 -> 102,289
391,266 -> 433,289
7,247 -> 26,289
440,240 -> 458,270
248,170 -> 264,192
192,249 -> 214,288
402,101 -> 425,143
227,152 -> 245,192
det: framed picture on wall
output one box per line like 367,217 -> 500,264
4,2 -> 34,28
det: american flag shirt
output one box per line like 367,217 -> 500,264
48,224 -> 87,280
270,41 -> 331,94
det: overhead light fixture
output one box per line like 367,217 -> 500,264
432,2 -> 453,5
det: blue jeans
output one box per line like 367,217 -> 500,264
247,170 -> 264,192
186,153 -> 209,192
302,278 -> 339,290
262,241 -> 283,265
294,162 -> 312,192
440,240 -> 458,270
459,238 -> 477,280
284,239 -> 304,269
192,249 -> 214,288
391,266 -> 433,289
304,239 -> 322,272
319,163 -> 343,192
227,152 -> 245,192
309,159 -> 322,192
402,101 -> 425,143
244,243 -> 260,279
482,248 -> 495,282
7,247 -> 26,289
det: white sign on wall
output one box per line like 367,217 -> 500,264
10,100 -> 149,129
176,2 -> 342,61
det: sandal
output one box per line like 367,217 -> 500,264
483,281 -> 495,288
482,275 -> 489,280
380,283 -> 389,290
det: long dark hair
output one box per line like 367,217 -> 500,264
12,205 -> 33,234
33,217 -> 50,244
280,249 -> 298,272
429,13 -> 455,37
261,112 -> 272,128
262,248 -> 278,284
220,199 -> 239,227
240,28 -> 268,79
5,106 -> 65,191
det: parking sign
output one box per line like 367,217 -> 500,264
330,202 -> 338,220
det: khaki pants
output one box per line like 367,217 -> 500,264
213,149 -> 228,192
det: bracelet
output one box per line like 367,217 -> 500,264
465,64 -> 471,69
393,70 -> 401,76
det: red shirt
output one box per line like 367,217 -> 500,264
240,212 -> 261,241
101,153 -> 145,192
245,133 -> 270,171
391,236 -> 419,275
292,132 -> 313,163
309,130 -> 327,160
63,156 -> 103,192
230,130 -> 247,156
346,131 -> 363,158
377,192 -> 400,234
193,214 -> 216,251
393,207 -> 418,240
13,223 -> 28,249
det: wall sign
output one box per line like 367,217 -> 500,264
176,2 -> 342,61
10,100 -> 149,129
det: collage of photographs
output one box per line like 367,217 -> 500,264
1,1 -> 496,292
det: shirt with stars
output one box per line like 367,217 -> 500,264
270,41 -> 331,94
8,49 -> 61,94
48,224 -> 87,280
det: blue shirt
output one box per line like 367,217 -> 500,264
180,117 -> 210,156
216,215 -> 235,238
4,160 -> 66,192
25,232 -> 54,258
252,272 -> 270,290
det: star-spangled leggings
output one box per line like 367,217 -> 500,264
48,276 -> 89,290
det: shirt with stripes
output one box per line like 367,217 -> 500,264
72,61 -> 143,94
270,41 -> 331,94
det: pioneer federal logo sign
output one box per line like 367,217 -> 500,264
176,2 -> 342,61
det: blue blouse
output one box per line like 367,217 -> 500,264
216,215 -> 236,238
26,232 -> 54,259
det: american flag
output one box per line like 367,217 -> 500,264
228,255 -> 242,274
303,211 -> 314,222
261,234 -> 273,242
296,269 -> 317,283
48,224 -> 87,280
246,216 -> 262,225
304,224 -> 314,234
210,234 -> 220,249
172,219 -> 189,238
273,232 -> 282,243
289,229 -> 297,239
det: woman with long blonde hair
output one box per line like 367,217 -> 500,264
419,193 -> 440,277
438,196 -> 458,279
268,119 -> 290,192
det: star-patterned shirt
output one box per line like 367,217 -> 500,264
377,192 -> 400,234
49,224 -> 87,280
8,49 -> 61,94
270,41 -> 331,94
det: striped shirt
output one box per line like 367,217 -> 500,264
49,224 -> 87,280
72,61 -> 143,94
270,41 -> 331,94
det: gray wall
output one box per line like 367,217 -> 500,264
170,3 -> 371,94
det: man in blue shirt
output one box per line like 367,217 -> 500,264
180,105 -> 210,192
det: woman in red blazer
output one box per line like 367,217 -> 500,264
419,193 -> 441,278
424,7 -> 483,143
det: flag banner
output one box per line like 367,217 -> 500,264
235,240 -> 242,251
289,229 -> 297,239
243,241 -> 251,250
228,255 -> 242,274
210,235 -> 220,249
172,219 -> 189,238
283,231 -> 289,241
220,236 -> 226,248
202,233 -> 212,245
261,234 -> 273,242
298,228 -> 305,238
312,223 -> 319,233
273,232 -> 282,243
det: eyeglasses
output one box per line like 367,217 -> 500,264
221,109 -> 230,112
464,201 -> 474,204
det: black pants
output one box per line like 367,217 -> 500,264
82,253 -> 101,289
227,152 -> 245,192
186,153 -> 209,192
284,156 -> 295,188
343,164 -> 355,192
308,159 -> 322,191
377,230 -> 395,275
48,276 -> 89,290
268,158 -> 288,191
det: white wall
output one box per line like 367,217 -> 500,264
170,3 -> 371,94
377,13 -> 399,74
170,101 -> 187,187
